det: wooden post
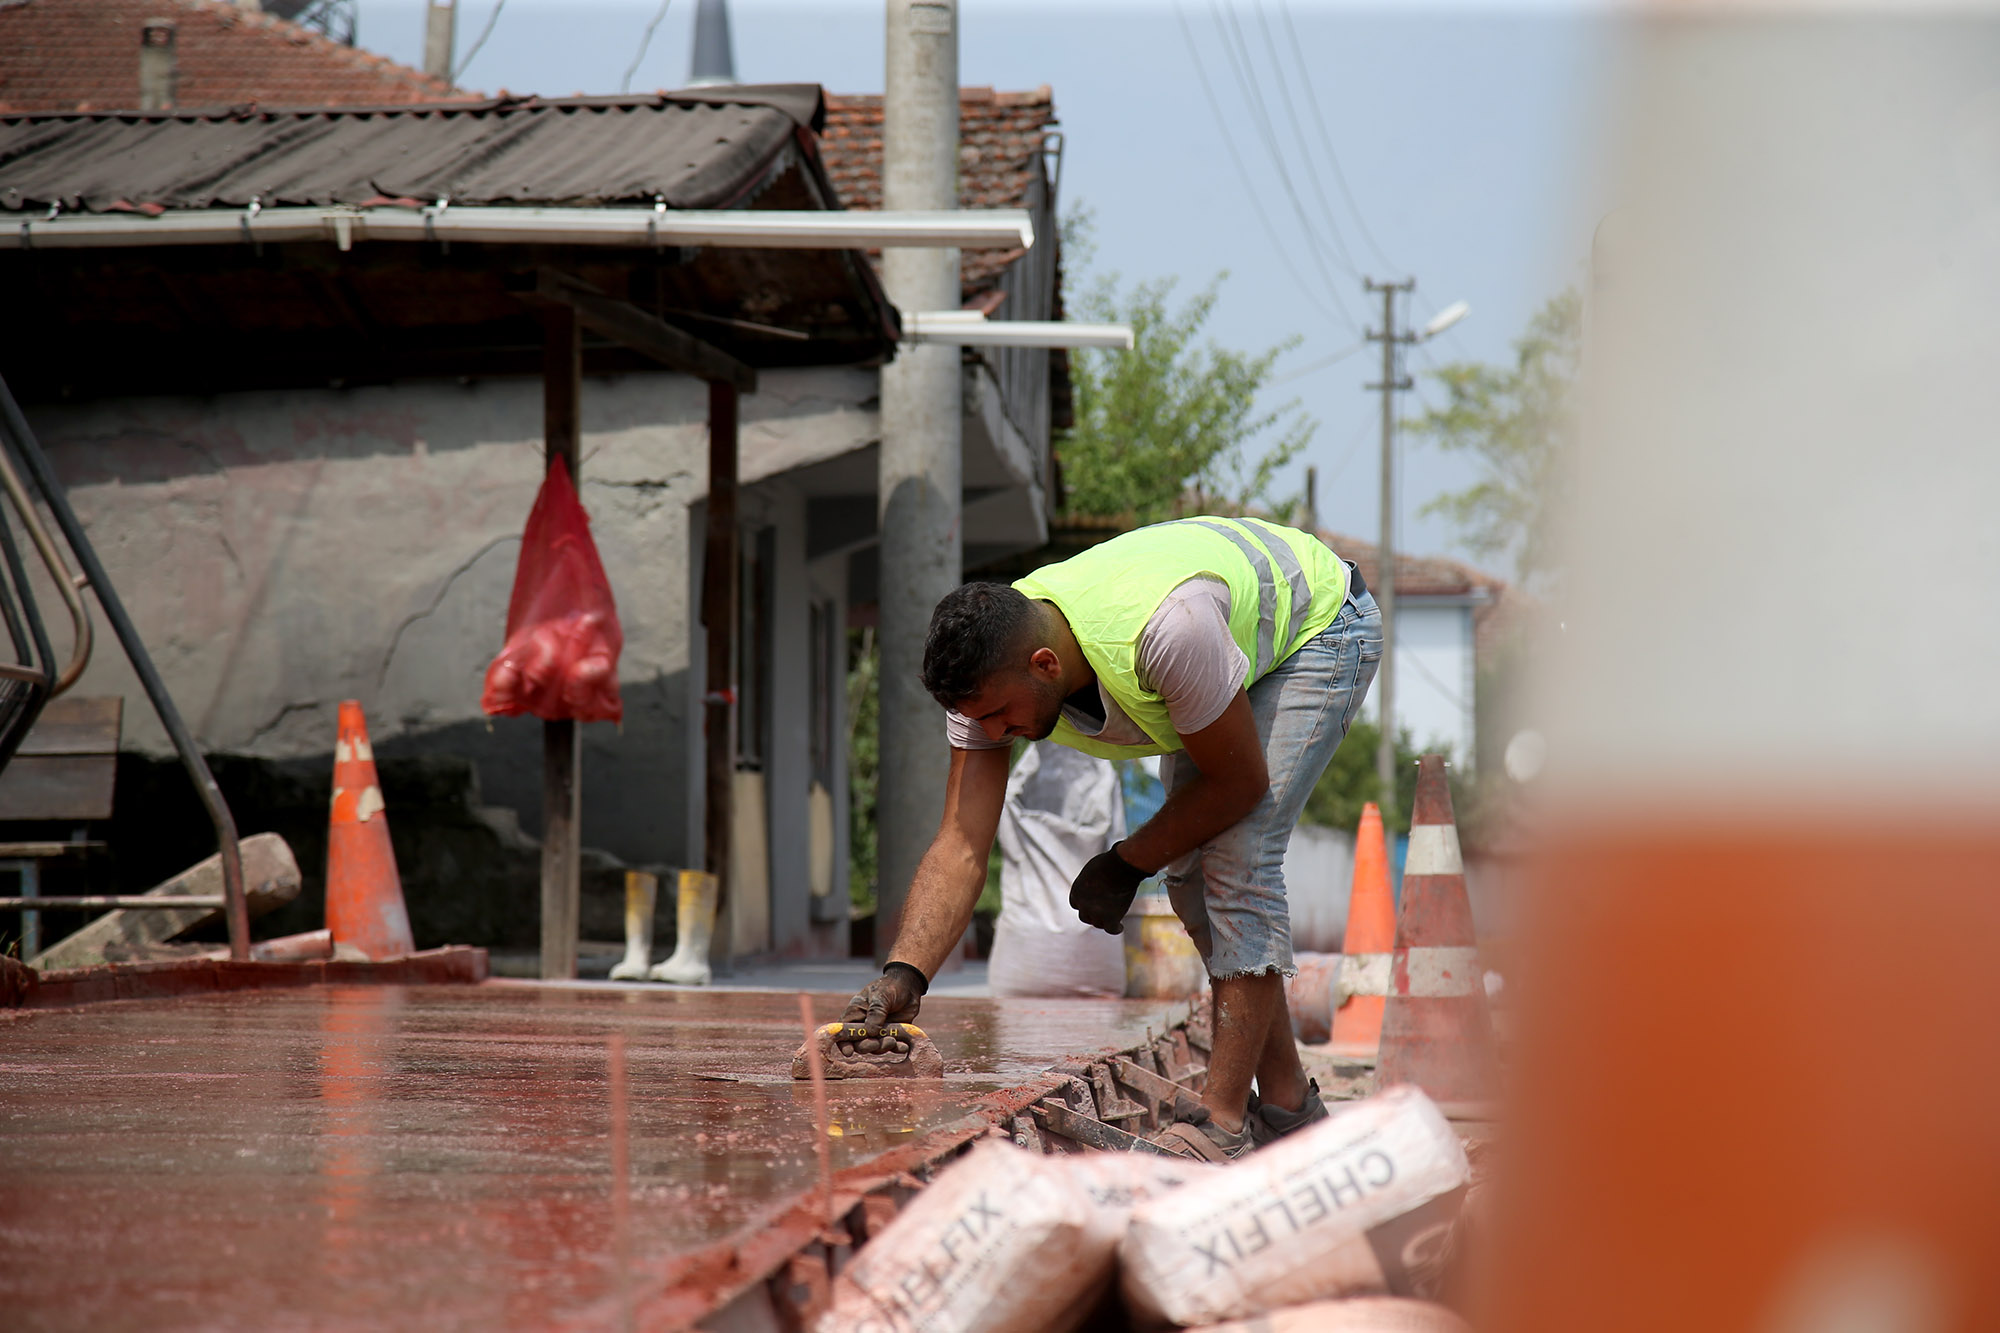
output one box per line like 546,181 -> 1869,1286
702,380 -> 739,960
540,305 -> 583,981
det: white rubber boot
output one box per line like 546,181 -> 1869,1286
649,869 -> 717,986
608,870 -> 658,981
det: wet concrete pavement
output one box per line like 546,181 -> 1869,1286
0,982 -> 1184,1331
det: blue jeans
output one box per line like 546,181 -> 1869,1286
1159,591 -> 1383,979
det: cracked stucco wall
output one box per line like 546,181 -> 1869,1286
22,366 -> 878,872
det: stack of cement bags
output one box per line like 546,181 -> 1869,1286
816,1086 -> 1474,1333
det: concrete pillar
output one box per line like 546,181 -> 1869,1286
874,0 -> 961,965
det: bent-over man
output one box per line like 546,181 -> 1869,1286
844,515 -> 1381,1159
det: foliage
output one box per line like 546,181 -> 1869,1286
1058,210 -> 1315,524
1301,719 -> 1421,835
1302,718 -> 1503,849
979,840 -> 1003,917
1406,288 -> 1581,581
845,626 -> 879,914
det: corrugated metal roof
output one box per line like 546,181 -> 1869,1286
0,87 -> 829,214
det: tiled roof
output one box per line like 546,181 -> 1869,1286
1319,530 -> 1500,600
1320,529 -> 1532,661
820,86 -> 1056,302
0,0 -> 466,113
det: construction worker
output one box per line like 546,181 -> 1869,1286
844,516 -> 1382,1160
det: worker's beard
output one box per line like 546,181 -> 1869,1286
1025,671 -> 1067,740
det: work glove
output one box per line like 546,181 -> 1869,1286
1070,842 -> 1149,935
840,961 -> 927,1051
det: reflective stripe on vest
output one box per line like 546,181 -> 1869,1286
1176,516 -> 1315,677
1011,516 -> 1350,759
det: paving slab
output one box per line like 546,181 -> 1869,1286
0,981 -> 1187,1332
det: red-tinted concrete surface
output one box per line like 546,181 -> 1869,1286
0,982 -> 1178,1331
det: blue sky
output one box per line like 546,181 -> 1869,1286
355,0 -> 1615,577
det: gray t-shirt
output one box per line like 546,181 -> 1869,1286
946,577 -> 1250,750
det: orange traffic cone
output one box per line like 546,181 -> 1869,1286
1377,755 -> 1498,1109
1325,801 -> 1397,1058
325,701 -> 414,960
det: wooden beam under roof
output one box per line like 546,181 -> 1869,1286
529,268 -> 757,393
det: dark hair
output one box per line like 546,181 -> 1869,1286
921,583 -> 1039,708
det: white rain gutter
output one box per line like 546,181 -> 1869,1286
0,205 -> 1035,252
901,309 -> 1134,350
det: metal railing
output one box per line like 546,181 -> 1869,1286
0,373 -> 248,961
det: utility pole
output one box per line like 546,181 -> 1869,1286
1365,277 -> 1414,828
875,0 -> 962,965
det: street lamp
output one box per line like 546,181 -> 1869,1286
1421,300 -> 1471,341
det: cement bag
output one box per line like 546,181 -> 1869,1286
817,1139 -> 1107,1333
1185,1297 -> 1473,1333
1033,1152 -> 1219,1330
1069,1151 -> 1217,1250
1120,1086 -> 1469,1328
987,742 -> 1127,998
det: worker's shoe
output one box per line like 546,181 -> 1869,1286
1246,1077 -> 1330,1148
1148,1101 -> 1255,1162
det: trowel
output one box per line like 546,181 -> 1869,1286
791,1021 -> 944,1080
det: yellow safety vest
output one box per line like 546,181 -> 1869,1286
1012,516 -> 1350,760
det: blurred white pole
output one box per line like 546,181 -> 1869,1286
1496,11 -> 2000,1328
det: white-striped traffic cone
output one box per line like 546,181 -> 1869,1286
1376,755 -> 1498,1109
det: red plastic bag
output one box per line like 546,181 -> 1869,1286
481,456 -> 624,723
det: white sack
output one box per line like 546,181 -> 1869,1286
1119,1087 -> 1470,1328
817,1139 -> 1104,1333
988,741 -> 1128,998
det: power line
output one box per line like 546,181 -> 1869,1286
1207,0 -> 1364,318
1317,412 -> 1375,490
1271,338 -> 1366,385
1276,0 -> 1400,273
1248,0 -> 1362,278
453,0 -> 507,82
621,0 -> 676,95
1171,1 -> 1357,336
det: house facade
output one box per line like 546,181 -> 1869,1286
1321,532 -> 1520,767
0,7 -> 1067,964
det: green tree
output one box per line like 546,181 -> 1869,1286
845,626 -> 879,914
1407,288 -> 1581,581
1301,719 -> 1420,835
1300,719 -> 1492,845
1059,213 -> 1315,522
